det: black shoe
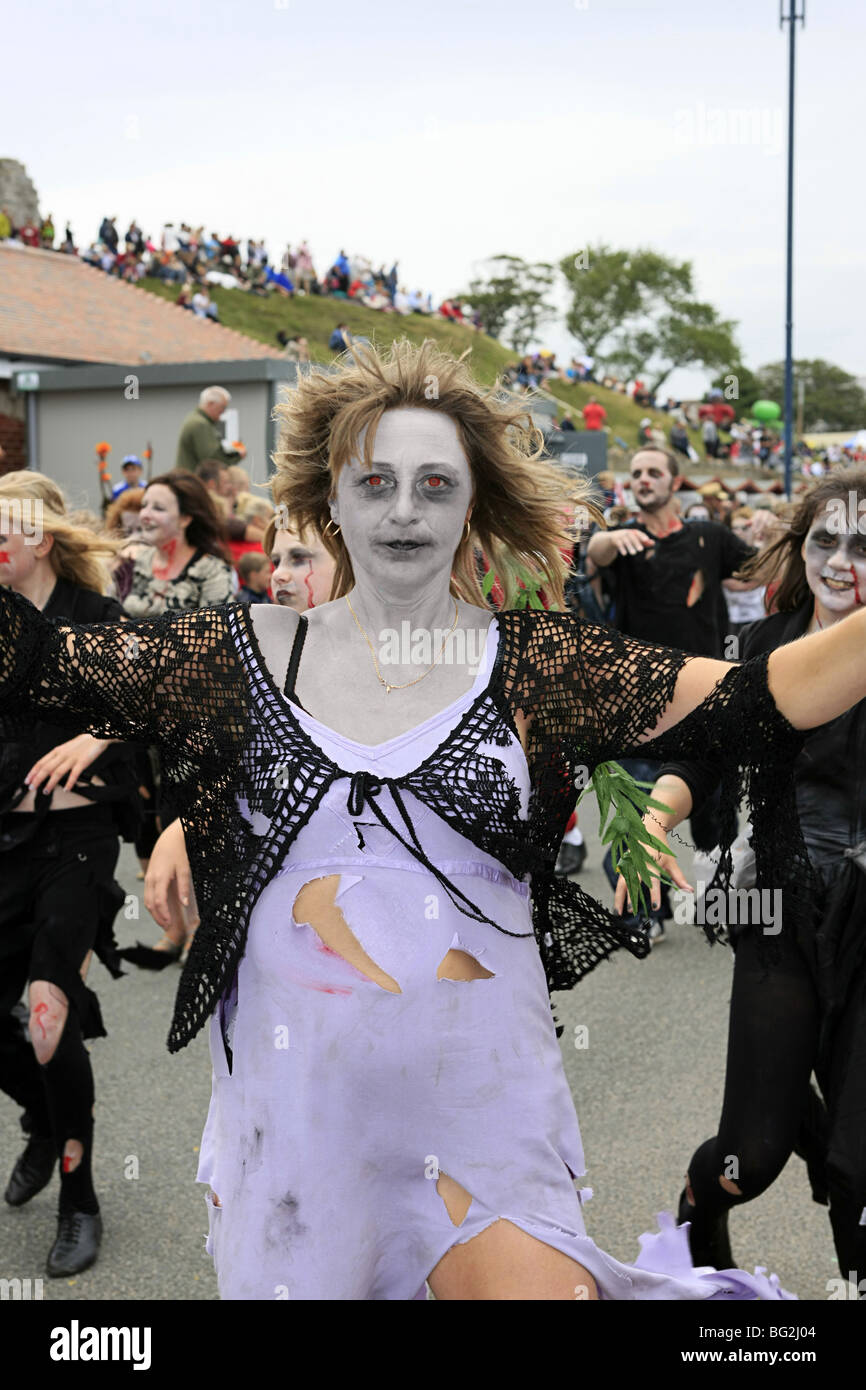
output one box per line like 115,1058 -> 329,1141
46,1210 -> 103,1278
555,841 -> 587,876
118,940 -> 182,970
4,1136 -> 57,1207
677,1188 -> 736,1270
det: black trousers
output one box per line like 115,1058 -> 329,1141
686,923 -> 866,1288
0,806 -> 121,1130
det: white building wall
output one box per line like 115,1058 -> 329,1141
34,380 -> 274,513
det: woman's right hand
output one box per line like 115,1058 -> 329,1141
144,817 -> 198,937
613,818 -> 693,916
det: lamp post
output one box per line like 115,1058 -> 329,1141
780,0 -> 806,499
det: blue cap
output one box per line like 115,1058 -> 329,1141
122,454 -> 143,467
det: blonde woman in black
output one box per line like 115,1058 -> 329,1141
0,473 -> 139,1276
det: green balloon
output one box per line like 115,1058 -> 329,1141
752,399 -> 781,422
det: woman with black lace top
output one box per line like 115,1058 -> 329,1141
3,343 -> 866,1300
617,466 -> 866,1295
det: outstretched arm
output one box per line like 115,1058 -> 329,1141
641,605 -> 866,743
0,587 -> 245,757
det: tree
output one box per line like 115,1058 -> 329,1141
559,244 -> 645,359
749,359 -> 866,432
559,244 -> 694,363
460,255 -> 523,340
559,243 -> 742,392
460,255 -> 556,352
637,301 -> 741,396
508,260 -> 556,354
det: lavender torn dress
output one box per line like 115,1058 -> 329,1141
197,621 -> 793,1301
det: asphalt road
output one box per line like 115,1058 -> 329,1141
0,796 -> 841,1302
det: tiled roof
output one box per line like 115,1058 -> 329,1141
0,244 -> 275,365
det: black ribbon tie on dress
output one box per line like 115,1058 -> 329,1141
345,770 -> 532,939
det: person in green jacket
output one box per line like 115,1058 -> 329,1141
175,387 -> 246,473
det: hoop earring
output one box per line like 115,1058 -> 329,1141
324,518 -> 341,538
463,519 -> 472,542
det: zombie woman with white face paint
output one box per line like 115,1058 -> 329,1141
626,466 -> 866,1291
6,345 -> 866,1300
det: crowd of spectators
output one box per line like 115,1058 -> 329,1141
0,210 -> 480,327
6,208 -> 862,478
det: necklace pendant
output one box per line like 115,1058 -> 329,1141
385,684 -> 392,695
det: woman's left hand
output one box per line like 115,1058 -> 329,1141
25,733 -> 110,794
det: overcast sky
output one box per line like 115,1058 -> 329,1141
7,0 -> 864,399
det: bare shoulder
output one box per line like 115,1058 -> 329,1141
248,602 -> 300,642
248,603 -> 301,688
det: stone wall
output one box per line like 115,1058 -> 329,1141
0,159 -> 39,225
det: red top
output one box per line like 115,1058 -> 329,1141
228,539 -> 268,578
582,403 -> 607,430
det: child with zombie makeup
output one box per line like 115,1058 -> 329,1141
626,465 -> 866,1291
7,345 -> 866,1302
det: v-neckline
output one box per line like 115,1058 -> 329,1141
289,618 -> 501,758
232,603 -> 512,768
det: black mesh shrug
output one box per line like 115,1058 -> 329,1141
0,588 -> 817,1051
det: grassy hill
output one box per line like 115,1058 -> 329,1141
138,277 -> 726,467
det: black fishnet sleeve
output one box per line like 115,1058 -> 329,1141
641,653 -> 819,945
0,587 -> 248,801
509,611 -> 692,767
500,612 -> 697,990
561,617 -> 817,950
510,612 -> 818,984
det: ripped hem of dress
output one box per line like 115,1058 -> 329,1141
421,1211 -> 796,1302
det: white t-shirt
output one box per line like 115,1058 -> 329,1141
725,584 -> 766,625
205,271 -> 240,290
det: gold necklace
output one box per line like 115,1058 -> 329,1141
345,593 -> 460,694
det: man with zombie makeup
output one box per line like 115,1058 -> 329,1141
627,466 -> 866,1290
587,447 -> 756,659
587,447 -> 758,941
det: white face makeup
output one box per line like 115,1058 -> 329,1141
801,500 -> 866,619
138,483 -> 190,548
630,451 -> 677,513
330,408 -> 473,598
270,525 -> 336,611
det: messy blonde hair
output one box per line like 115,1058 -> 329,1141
270,339 -> 602,609
0,470 -> 121,595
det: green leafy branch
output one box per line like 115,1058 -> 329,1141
481,563 -> 545,610
578,761 -> 676,917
